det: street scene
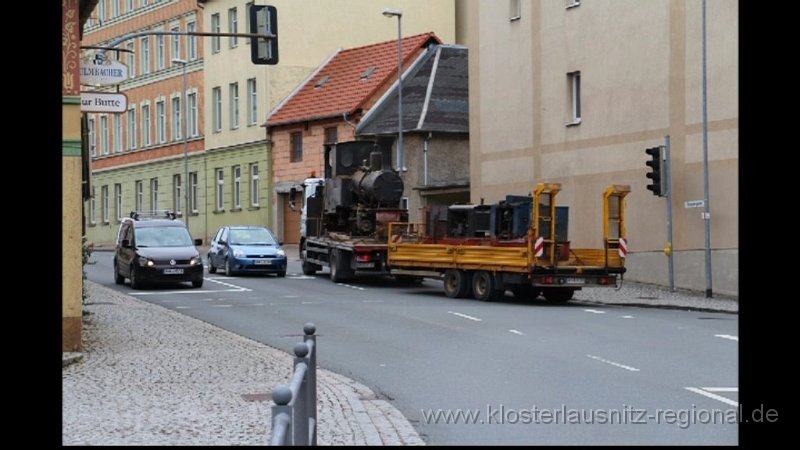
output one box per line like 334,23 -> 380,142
62,0 -> 742,445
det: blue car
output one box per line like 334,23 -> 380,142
207,226 -> 287,277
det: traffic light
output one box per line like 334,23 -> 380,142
645,146 -> 664,197
250,5 -> 278,65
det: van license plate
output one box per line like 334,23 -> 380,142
164,268 -> 184,274
255,260 -> 271,265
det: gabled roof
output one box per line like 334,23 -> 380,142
356,44 -> 469,136
266,32 -> 442,128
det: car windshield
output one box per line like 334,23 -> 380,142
228,228 -> 277,246
136,227 -> 194,247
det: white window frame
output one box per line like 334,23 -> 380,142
114,183 -> 123,220
156,98 -> 166,143
141,36 -> 150,75
126,0 -> 134,13
113,114 -> 122,153
155,28 -> 165,70
88,117 -> 96,157
228,7 -> 238,48
171,94 -> 182,141
102,185 -> 109,223
247,78 -> 257,126
127,108 -> 137,150
135,180 -> 143,212
212,87 -> 222,132
188,90 -> 199,137
190,172 -> 199,213
229,82 -> 239,129
232,165 -> 241,209
216,168 -> 225,211
141,102 -> 151,146
100,115 -> 109,155
187,21 -> 198,61
245,2 -> 254,45
173,174 -> 182,215
567,71 -> 581,126
150,177 -> 159,212
171,25 -> 181,62
111,0 -> 119,18
126,41 -> 136,78
250,163 -> 259,207
211,13 -> 221,53
89,186 -> 96,224
98,1 -> 106,22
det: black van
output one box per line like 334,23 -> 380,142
113,212 -> 204,289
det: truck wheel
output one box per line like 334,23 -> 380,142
330,250 -> 353,283
443,270 -> 472,298
472,271 -> 502,302
542,288 -> 575,303
301,243 -> 320,275
512,285 -> 539,300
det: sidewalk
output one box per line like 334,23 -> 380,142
62,281 -> 424,446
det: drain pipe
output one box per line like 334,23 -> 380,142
423,132 -> 432,185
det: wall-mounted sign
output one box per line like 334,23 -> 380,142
80,54 -> 129,86
81,92 -> 128,113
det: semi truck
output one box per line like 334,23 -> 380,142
386,183 -> 631,302
290,139 -> 410,283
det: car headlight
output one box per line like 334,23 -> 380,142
190,256 -> 202,266
139,257 -> 154,267
277,249 -> 286,257
233,249 -> 245,258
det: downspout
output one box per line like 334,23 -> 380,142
423,132 -> 432,185
342,112 -> 357,130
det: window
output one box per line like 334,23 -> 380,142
173,174 -> 182,215
114,183 -> 123,220
150,177 -> 159,211
324,127 -> 338,144
111,0 -> 119,18
100,115 -> 109,155
127,108 -> 137,150
89,187 -> 96,224
290,132 -> 303,162
232,165 -> 241,209
172,96 -> 182,140
211,13 -> 221,53
98,1 -> 106,21
135,180 -> 143,212
187,21 -> 198,60
215,169 -> 225,211
250,163 -> 259,206
156,32 -> 165,70
88,117 -> 96,157
126,0 -> 134,13
156,99 -> 166,143
190,172 -> 198,212
228,7 -> 238,48
142,103 -> 151,146
247,78 -> 257,125
101,185 -> 109,223
142,0 -> 149,6
212,87 -> 222,132
171,26 -> 181,61
567,71 -> 581,125
400,197 -> 409,210
113,114 -> 122,153
566,0 -> 581,8
188,92 -> 198,137
141,37 -> 150,74
229,82 -> 239,129
126,41 -> 136,77
509,0 -> 521,21
245,2 -> 254,44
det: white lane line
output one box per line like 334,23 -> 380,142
212,304 -> 233,308
714,334 -> 738,341
508,329 -> 525,336
175,306 -> 190,309
288,275 -> 316,279
620,315 -> 634,319
447,311 -> 482,322
131,288 -> 246,295
206,278 -> 253,291
584,309 -> 606,314
362,300 -> 385,303
702,387 -> 738,393
301,301 -> 322,305
337,283 -> 367,291
685,387 -> 738,406
586,354 -> 640,372
283,295 -> 300,298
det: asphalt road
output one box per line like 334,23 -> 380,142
87,252 -> 738,445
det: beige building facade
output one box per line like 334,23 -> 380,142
202,0 -> 456,242
459,0 -> 738,296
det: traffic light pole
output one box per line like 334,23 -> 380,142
665,135 -> 675,292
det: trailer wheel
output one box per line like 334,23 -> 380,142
542,287 -> 575,303
512,285 -> 540,300
472,271 -> 502,302
443,270 -> 472,298
329,250 -> 353,283
300,242 -> 321,275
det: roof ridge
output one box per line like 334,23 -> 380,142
337,32 -> 438,54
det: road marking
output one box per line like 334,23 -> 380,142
288,275 -> 316,279
362,300 -> 384,303
714,334 -> 738,341
620,315 -> 634,319
508,329 -> 525,336
702,387 -> 738,392
448,311 -> 482,322
586,354 -> 640,372
283,295 -> 300,298
337,283 -> 366,291
206,278 -> 252,290
175,306 -> 190,309
685,387 -> 738,406
584,309 -> 606,314
301,301 -> 322,305
212,304 -> 233,308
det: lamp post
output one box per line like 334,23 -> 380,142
382,8 -> 404,172
172,58 -> 190,231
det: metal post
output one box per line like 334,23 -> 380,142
172,58 -> 190,232
291,342 -> 309,446
701,0 -> 713,298
270,385 -> 293,446
665,136 -> 675,292
304,323 -> 317,446
383,9 -> 404,171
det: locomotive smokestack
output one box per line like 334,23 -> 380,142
377,137 -> 394,172
370,151 -> 382,172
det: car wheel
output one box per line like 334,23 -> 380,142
208,254 -> 217,274
225,258 -> 234,276
277,271 -> 286,278
192,277 -> 204,288
114,260 -> 125,285
129,265 -> 142,289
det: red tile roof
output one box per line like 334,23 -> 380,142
266,32 -> 442,127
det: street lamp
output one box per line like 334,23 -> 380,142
382,8 -> 404,172
172,58 -> 190,232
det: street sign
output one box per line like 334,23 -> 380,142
80,54 -> 129,86
80,92 -> 128,113
684,200 -> 705,209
